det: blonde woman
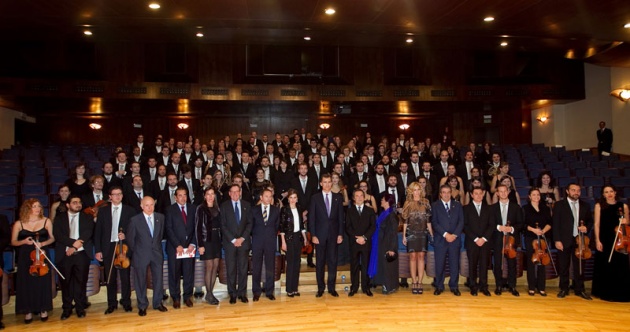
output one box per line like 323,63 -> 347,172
402,182 -> 433,294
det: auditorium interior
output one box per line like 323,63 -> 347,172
0,1 -> 630,330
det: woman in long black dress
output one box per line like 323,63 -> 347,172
195,187 -> 222,305
49,184 -> 70,222
11,198 -> 55,323
65,163 -> 90,198
523,188 -> 552,296
279,189 -> 308,297
592,185 -> 630,302
368,193 -> 399,294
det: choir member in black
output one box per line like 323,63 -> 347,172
49,184 -> 70,222
66,163 -> 91,198
280,189 -> 308,297
523,188 -> 552,296
592,185 -> 630,302
463,187 -> 494,296
368,193 -> 399,294
11,199 -> 54,324
53,195 -> 95,320
346,189 -> 376,297
491,184 -> 523,296
195,187 -> 222,305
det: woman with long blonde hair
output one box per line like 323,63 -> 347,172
401,182 -> 433,294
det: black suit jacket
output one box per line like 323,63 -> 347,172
166,163 -> 183,180
597,128 -> 613,151
348,172 -> 369,191
0,215 -> 10,269
552,199 -> 593,247
165,203 -> 197,253
239,163 -> 256,184
94,203 -> 136,257
308,192 -> 345,240
102,174 -> 123,195
381,186 -> 406,208
463,203 -> 495,248
251,204 -> 280,248
220,200 -> 253,249
491,201 -> 524,247
345,205 -> 376,243
123,188 -> 147,214
290,175 -> 318,210
53,212 -> 95,264
178,178 -> 201,205
127,212 -> 165,267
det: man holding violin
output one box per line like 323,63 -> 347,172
491,184 -> 523,296
95,186 -> 136,314
53,195 -> 95,320
553,183 -> 593,300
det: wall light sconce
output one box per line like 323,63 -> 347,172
89,123 -> 102,130
537,116 -> 549,124
177,123 -> 189,130
319,123 -> 330,130
399,123 -> 410,130
611,89 -> 630,102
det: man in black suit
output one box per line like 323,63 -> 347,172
53,195 -> 95,320
142,157 -> 159,183
178,165 -> 200,205
123,175 -> 146,214
149,164 -> 167,198
166,152 -> 183,180
596,121 -> 613,156
369,163 -> 387,204
348,160 -> 369,190
463,187 -> 494,296
309,153 -> 324,184
491,184 -> 523,296
408,152 -> 422,180
130,146 -> 145,169
553,183 -> 593,300
457,151 -> 478,190
157,146 -> 171,167
309,174 -> 345,298
397,162 -> 414,190
419,161 -> 439,200
156,173 -> 179,214
102,162 -> 122,195
220,184 -> 253,304
0,214 -> 10,329
239,151 -> 256,186
114,151 -> 132,179
126,196 -> 168,316
382,174 -> 405,209
251,189 -> 280,301
434,150 -> 450,180
94,186 -> 135,314
345,189 -> 376,297
165,188 -> 197,309
81,175 -> 106,212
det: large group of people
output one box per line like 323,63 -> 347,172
2,127 -> 629,329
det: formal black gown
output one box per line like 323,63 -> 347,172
592,201 -> 630,302
372,212 -> 399,293
15,221 -> 53,314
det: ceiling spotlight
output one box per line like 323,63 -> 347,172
319,123 -> 331,130
399,124 -> 410,130
89,123 -> 102,130
325,8 -> 336,15
149,3 -> 161,9
83,30 -> 93,36
304,36 -> 311,41
500,41 -> 508,47
177,123 -> 189,130
611,88 -> 630,102
484,16 -> 495,22
406,38 -> 413,43
625,23 -> 630,29
196,32 -> 204,37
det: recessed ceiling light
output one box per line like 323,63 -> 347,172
149,3 -> 160,10
406,32 -> 414,36
500,41 -> 508,47
83,30 -> 93,36
196,32 -> 204,37
484,16 -> 495,22
325,8 -> 336,15
406,38 -> 413,43
304,36 -> 311,41
625,23 -> 630,29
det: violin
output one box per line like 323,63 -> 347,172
84,199 -> 108,218
613,207 -> 630,255
574,220 -> 592,260
531,222 -> 551,266
113,228 -> 130,269
29,233 -> 49,277
302,231 -> 313,255
502,221 -> 517,259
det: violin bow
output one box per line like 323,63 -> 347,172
106,239 -> 119,285
31,240 -> 65,280
541,234 -> 558,275
608,212 -> 624,263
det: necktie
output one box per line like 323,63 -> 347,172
171,189 -> 175,197
325,194 -> 331,217
186,179 -> 193,196
160,178 -> 165,190
476,204 -> 481,216
358,205 -> 362,216
151,169 -> 155,180
147,215 -> 154,237
301,178 -> 306,192
391,188 -> 396,203
467,162 -> 472,179
501,203 -> 508,225
263,206 -> 268,223
95,194 -> 100,202
111,206 -> 120,241
234,202 -> 241,225
181,205 -> 187,225
425,172 -> 429,179
571,200 -> 579,237
445,203 -> 450,215
196,168 -> 201,180
137,192 -> 142,199
119,164 -> 124,171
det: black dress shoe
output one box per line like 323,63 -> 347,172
76,311 -> 86,318
184,298 -> 194,307
294,292 -> 300,297
348,290 -> 356,297
494,287 -> 502,296
363,289 -> 373,297
510,288 -> 520,297
253,294 -> 261,302
307,263 -> 316,268
267,294 -> 276,301
557,290 -> 568,298
470,290 -> 478,296
239,296 -> 249,303
400,280 -> 409,288
481,289 -> 492,297
60,311 -> 71,320
104,306 -> 117,314
138,309 -> 147,317
155,305 -> 168,312
434,289 -> 443,295
451,289 -> 461,296
123,305 -> 133,312
24,315 -> 33,324
172,300 -> 181,309
538,290 -> 547,297
328,290 -> 339,297
287,292 -> 295,298
316,290 -> 324,298
229,295 -> 237,304
577,291 -> 592,300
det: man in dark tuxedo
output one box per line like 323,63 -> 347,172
251,189 -> 280,301
434,150 -> 450,180
0,214 -> 10,329
157,173 -> 179,214
457,151 -> 478,190
369,163 -> 387,204
239,151 -> 256,186
397,162 -> 414,190
309,174 -> 345,298
126,196 -> 168,316
463,187 -> 494,296
142,157 -> 159,183
165,188 -> 197,309
182,144 -> 196,166
596,121 -> 613,156
553,183 -> 593,300
431,185 -> 464,296
178,165 -> 200,205
122,162 -> 145,194
166,152 -> 183,180
133,134 -> 147,158
408,152 -> 422,180
381,155 -> 398,175
491,184 -> 523,296
114,151 -> 131,179
419,161 -> 439,200
53,195 -> 95,320
345,189 -> 376,297
220,184 -> 253,304
102,162 -> 122,194
130,146 -> 145,169
382,174 -> 405,209
149,164 -> 167,198
348,160 -> 369,190
123,175 -> 147,214
94,186 -> 135,314
191,157 -> 205,184
157,146 -> 171,167
81,175 -> 105,212
332,162 -> 349,187
309,153 -> 324,184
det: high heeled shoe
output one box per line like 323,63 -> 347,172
24,313 -> 33,324
40,311 -> 49,322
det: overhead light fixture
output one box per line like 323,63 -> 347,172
196,32 -> 204,37
625,23 -> 630,29
89,123 -> 102,130
484,16 -> 495,22
611,88 -> 630,102
149,3 -> 161,9
83,30 -> 93,36
319,123 -> 330,130
304,36 -> 311,41
537,116 -> 549,124
325,8 -> 336,15
406,38 -> 413,43
500,41 -> 508,47
177,123 -> 189,130
399,124 -> 410,130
